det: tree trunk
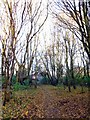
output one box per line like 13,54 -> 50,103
68,85 -> 71,92
65,39 -> 71,92
86,61 -> 90,77
70,49 -> 76,89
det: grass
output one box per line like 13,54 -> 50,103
2,85 -> 90,119
44,85 -> 89,100
2,87 -> 38,119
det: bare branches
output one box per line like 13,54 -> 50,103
17,1 -> 27,37
54,0 -> 90,60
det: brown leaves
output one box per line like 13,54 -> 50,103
2,85 -> 90,119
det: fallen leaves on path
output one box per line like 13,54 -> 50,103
2,85 -> 90,119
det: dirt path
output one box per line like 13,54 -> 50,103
30,85 -> 89,119
40,86 -> 61,118
27,85 -> 60,118
2,85 -> 89,119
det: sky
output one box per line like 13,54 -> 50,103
0,0 -> 53,71
0,0 -> 87,74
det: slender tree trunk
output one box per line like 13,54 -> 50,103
86,61 -> 90,77
3,61 -> 10,106
70,49 -> 76,89
1,48 -> 4,76
65,39 -> 71,92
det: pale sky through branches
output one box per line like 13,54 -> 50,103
0,0 -> 53,72
0,0 -> 88,74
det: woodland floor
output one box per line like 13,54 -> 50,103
1,85 -> 90,119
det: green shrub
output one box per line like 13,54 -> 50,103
75,73 -> 90,86
74,73 -> 82,85
12,75 -> 17,84
2,76 -> 6,84
13,82 -> 29,91
82,76 -> 90,86
23,79 -> 29,85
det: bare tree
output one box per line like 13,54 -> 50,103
0,0 -> 49,105
61,30 -> 78,92
54,0 -> 90,61
17,0 -> 49,80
